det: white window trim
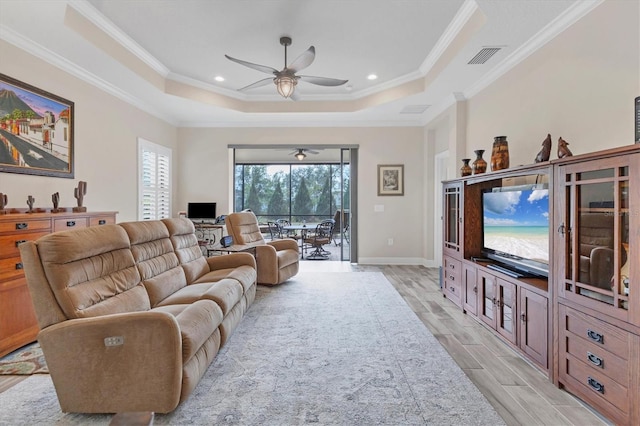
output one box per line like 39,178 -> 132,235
138,138 -> 172,221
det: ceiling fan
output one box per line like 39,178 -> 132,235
290,148 -> 319,160
225,37 -> 348,100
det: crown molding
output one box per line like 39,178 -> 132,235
68,0 -> 170,77
0,24 -> 177,126
464,0 -> 604,99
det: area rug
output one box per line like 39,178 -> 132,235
0,272 -> 504,425
0,342 -> 48,375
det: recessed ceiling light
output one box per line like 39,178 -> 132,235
367,74 -> 378,80
214,76 -> 225,82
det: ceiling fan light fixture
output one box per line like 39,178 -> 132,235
295,150 -> 306,161
275,75 -> 297,98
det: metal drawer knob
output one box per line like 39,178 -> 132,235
587,352 -> 604,368
586,329 -> 604,344
587,377 -> 605,394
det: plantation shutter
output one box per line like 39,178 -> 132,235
138,139 -> 171,220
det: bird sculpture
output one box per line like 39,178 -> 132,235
557,137 -> 573,158
534,134 -> 552,163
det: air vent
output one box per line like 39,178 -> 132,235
468,47 -> 502,65
400,105 -> 430,114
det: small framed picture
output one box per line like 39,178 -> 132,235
378,164 -> 404,196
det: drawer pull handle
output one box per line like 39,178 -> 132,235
16,223 -> 28,230
66,221 -> 76,227
450,264 -> 455,269
587,352 -> 604,368
587,377 -> 605,394
449,275 -> 455,281
473,286 -> 477,293
15,262 -> 23,270
15,240 -> 27,246
98,219 -> 106,225
449,287 -> 455,293
586,329 -> 604,344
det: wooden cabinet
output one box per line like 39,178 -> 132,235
0,211 -> 117,357
462,262 -> 478,315
443,255 -> 462,308
443,182 -> 462,258
554,146 -> 640,424
478,270 -> 517,345
519,287 -> 548,369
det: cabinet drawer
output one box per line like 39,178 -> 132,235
90,216 -> 115,226
0,219 -> 50,233
443,257 -> 462,306
444,256 -> 462,276
53,217 -> 89,232
0,232 -> 49,258
564,330 -> 628,386
559,304 -> 630,360
562,352 -> 628,414
0,256 -> 25,282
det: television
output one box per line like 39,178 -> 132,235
187,202 -> 217,221
481,184 -> 549,278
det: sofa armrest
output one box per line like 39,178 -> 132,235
38,311 -> 183,413
267,238 -> 299,252
206,252 -> 256,271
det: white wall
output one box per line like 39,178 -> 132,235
0,40 -> 178,222
462,0 -> 639,166
176,127 -> 426,263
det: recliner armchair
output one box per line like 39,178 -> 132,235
226,211 -> 300,285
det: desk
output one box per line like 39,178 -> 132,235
282,223 -> 318,259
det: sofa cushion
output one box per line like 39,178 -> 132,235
120,221 -> 187,306
156,280 -> 244,315
35,225 -> 149,319
193,265 -> 256,292
163,218 -> 211,283
152,300 -> 223,363
225,212 -> 265,245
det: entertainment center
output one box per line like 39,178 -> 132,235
442,144 -> 639,425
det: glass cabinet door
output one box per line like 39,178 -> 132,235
497,279 -> 517,344
556,156 -> 635,323
443,182 -> 462,256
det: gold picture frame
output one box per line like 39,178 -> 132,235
377,164 -> 404,196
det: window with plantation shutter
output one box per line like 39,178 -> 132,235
138,138 -> 171,220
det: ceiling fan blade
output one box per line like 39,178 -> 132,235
298,75 -> 349,87
289,91 -> 300,101
225,54 -> 278,75
287,46 -> 315,73
306,149 -> 320,154
238,77 -> 274,92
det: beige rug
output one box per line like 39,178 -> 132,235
0,342 -> 48,375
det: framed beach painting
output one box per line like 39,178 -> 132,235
378,164 -> 404,196
0,73 -> 74,178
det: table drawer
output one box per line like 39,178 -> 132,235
90,216 -> 115,226
0,232 -> 49,258
53,217 -> 89,232
562,352 -> 628,414
563,329 -> 628,386
0,256 -> 25,282
0,219 -> 51,233
559,304 -> 630,360
443,256 -> 462,307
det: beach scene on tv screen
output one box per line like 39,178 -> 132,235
483,189 -> 549,263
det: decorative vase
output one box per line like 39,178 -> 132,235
490,136 -> 510,171
460,159 -> 472,177
472,150 -> 487,174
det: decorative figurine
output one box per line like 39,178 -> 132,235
472,149 -> 487,174
535,134 -> 552,163
460,159 -> 472,177
0,193 -> 7,215
52,192 -> 62,213
73,181 -> 87,212
490,136 -> 509,171
557,137 -> 573,158
27,195 -> 35,213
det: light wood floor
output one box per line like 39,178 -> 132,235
0,263 -> 610,425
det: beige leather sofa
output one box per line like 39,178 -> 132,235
19,218 -> 257,414
225,211 -> 299,285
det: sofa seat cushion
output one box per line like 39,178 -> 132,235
156,279 -> 244,315
277,249 -> 299,269
192,265 -> 256,292
152,300 -> 222,363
